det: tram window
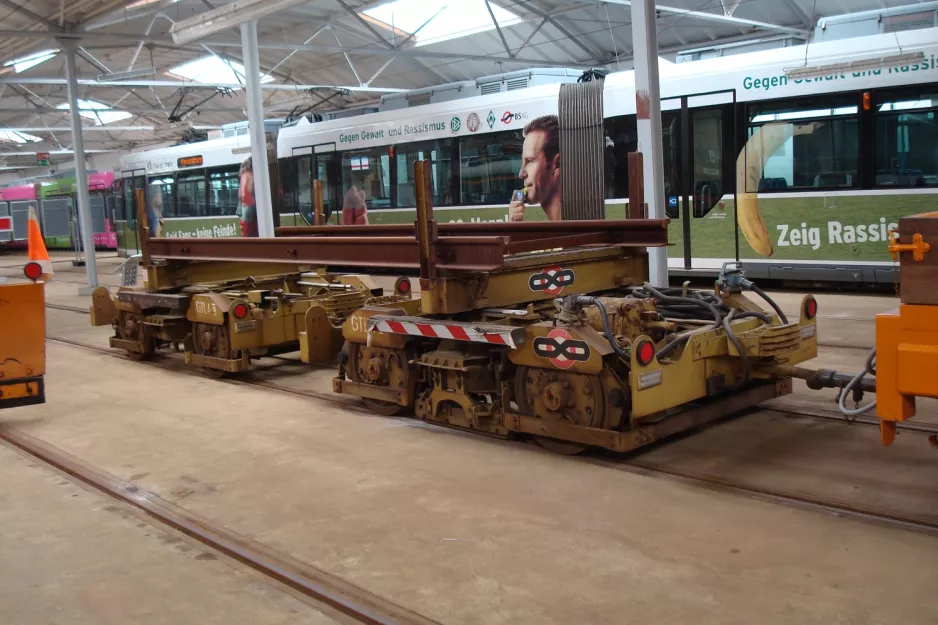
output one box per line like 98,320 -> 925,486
151,176 -> 175,217
458,130 -> 524,205
340,149 -> 391,211
278,158 -> 298,216
176,171 -> 207,216
875,89 -> 938,187
746,96 -> 859,192
297,155 -> 312,219
395,140 -> 453,207
208,166 -> 240,216
120,178 -> 133,221
603,115 -> 638,199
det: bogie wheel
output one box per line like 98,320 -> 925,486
515,365 -> 606,456
192,321 -> 237,378
116,310 -> 155,361
535,437 -> 589,456
346,342 -> 411,416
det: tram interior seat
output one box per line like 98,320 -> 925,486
813,173 -> 854,188
876,170 -> 927,186
758,177 -> 788,191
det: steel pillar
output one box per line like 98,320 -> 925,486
630,0 -> 669,287
240,20 -> 275,238
61,39 -> 99,292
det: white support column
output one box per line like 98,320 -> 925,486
61,39 -> 99,292
630,0 -> 669,287
240,20 -> 275,238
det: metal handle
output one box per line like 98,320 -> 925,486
888,231 -> 930,262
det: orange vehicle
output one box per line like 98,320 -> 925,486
0,261 -> 46,409
1,207 -> 51,409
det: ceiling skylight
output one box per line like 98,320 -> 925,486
363,0 -> 522,47
3,49 -> 59,73
0,130 -> 42,144
167,56 -> 274,86
56,99 -> 133,125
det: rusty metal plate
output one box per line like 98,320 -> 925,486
116,291 -> 191,310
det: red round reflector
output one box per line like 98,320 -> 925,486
232,302 -> 249,319
804,296 -> 818,319
395,277 -> 411,295
23,261 -> 43,281
636,340 -> 655,366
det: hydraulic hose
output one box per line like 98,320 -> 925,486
572,296 -> 631,361
837,348 -> 877,419
723,309 -> 750,388
748,283 -> 789,325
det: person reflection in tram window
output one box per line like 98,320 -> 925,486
237,156 -> 258,237
342,170 -> 372,225
146,184 -> 163,238
509,114 -> 562,222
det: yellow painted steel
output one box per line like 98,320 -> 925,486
0,281 -> 46,408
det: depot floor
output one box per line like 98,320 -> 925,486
1,251 -> 937,625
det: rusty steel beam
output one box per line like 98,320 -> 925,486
146,236 -> 513,272
276,218 -> 671,244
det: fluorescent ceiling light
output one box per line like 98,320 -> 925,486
56,99 -> 133,125
3,49 -> 59,73
784,51 -> 925,80
0,130 -> 42,144
169,0 -> 314,44
167,56 -> 274,86
363,0 -> 522,47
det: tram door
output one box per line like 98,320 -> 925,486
119,169 -> 146,257
661,91 -> 736,272
314,151 -> 340,223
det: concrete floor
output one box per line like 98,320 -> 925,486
0,442 -> 338,625
1,251 -> 937,624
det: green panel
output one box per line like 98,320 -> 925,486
731,192 -> 938,262
159,216 -> 241,238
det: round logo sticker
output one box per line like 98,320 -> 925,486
533,328 -> 591,370
450,116 -> 461,133
467,112 -> 481,132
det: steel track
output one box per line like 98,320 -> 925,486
596,455 -> 938,537
0,428 -> 439,625
46,306 -> 937,539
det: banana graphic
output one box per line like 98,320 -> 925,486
734,122 -> 823,258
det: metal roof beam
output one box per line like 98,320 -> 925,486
485,0 -> 515,59
515,0 -> 606,63
516,18 -> 548,56
0,0 -> 59,30
0,30 -> 599,69
579,0 -> 811,36
0,77 -> 407,93
335,0 -> 393,49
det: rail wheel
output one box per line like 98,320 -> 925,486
116,310 -> 154,361
515,366 -> 606,455
346,342 -> 412,416
192,322 -> 236,378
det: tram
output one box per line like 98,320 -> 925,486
0,171 -> 119,252
116,27 -> 938,285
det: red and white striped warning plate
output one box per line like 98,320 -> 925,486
368,315 -> 525,348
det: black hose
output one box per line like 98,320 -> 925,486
749,283 -> 788,324
723,309 -> 751,388
641,283 -> 723,330
576,296 -> 631,361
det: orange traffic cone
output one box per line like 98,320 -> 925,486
27,205 -> 53,281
